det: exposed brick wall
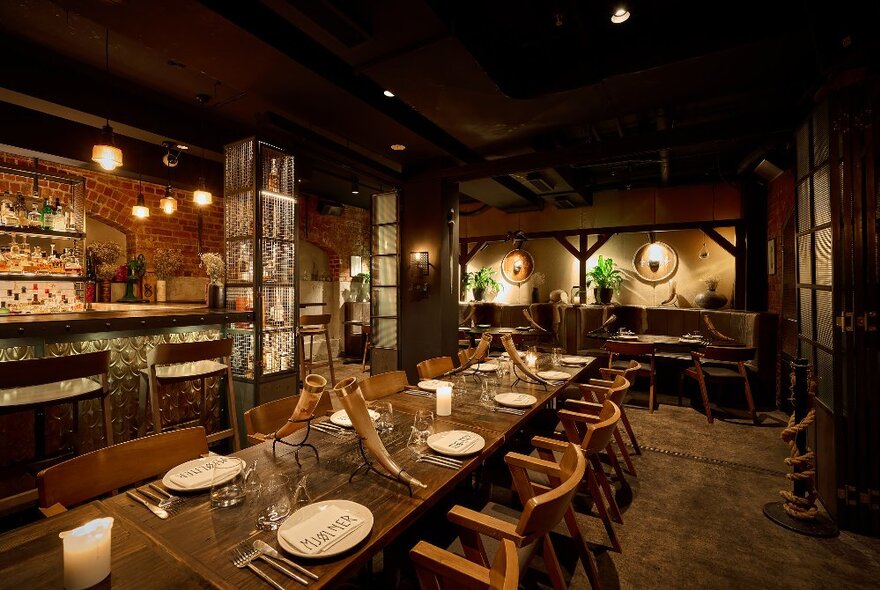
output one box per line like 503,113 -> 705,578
298,194 -> 369,280
767,169 -> 795,405
0,152 -> 223,276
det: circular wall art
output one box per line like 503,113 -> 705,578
632,241 -> 678,282
500,249 -> 535,284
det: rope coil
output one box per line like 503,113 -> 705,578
778,366 -> 818,520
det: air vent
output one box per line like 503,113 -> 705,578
525,171 -> 555,193
553,196 -> 577,209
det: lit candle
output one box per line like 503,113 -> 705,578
525,352 -> 537,369
436,385 -> 452,417
59,517 -> 113,590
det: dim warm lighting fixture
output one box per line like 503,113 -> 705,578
132,177 -> 149,219
91,28 -> 123,171
410,251 -> 430,293
390,144 -> 406,151
611,6 -> 630,23
160,185 -> 177,214
193,178 -> 213,206
351,177 -> 360,194
383,90 -> 395,98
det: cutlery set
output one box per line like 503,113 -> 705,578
415,452 -> 464,470
404,389 -> 433,398
231,538 -> 319,587
492,406 -> 527,416
311,421 -> 354,438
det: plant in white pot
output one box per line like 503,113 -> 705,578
154,248 -> 183,303
200,252 -> 225,309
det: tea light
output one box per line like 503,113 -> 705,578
59,517 -> 114,590
436,385 -> 452,416
525,352 -> 538,369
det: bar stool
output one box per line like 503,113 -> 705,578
0,351 -> 113,464
361,323 -> 372,372
138,338 -> 240,450
296,313 -> 336,386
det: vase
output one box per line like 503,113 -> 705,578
99,280 -> 111,303
695,285 -> 728,309
593,287 -> 613,305
473,287 -> 485,301
207,284 -> 224,309
156,280 -> 167,303
531,286 -> 539,303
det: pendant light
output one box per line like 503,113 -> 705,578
611,6 -> 631,23
132,176 -> 149,219
160,185 -> 177,214
193,93 -> 213,206
91,28 -> 123,171
699,241 -> 709,260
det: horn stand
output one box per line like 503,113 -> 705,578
349,436 -> 416,497
272,416 -> 319,467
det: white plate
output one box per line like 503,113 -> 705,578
613,334 -> 639,340
277,500 -> 374,559
162,456 -> 243,492
418,379 -> 453,392
426,430 -> 485,457
476,324 -> 492,328
474,362 -> 499,372
537,370 -> 570,381
494,392 -> 537,408
330,409 -> 380,428
561,356 -> 590,365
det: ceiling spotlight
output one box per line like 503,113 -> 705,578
351,177 -> 360,195
611,6 -> 630,23
383,90 -> 395,98
390,144 -> 406,151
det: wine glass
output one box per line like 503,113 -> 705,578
408,410 -> 435,455
480,376 -> 497,407
369,400 -> 394,433
256,473 -> 292,530
210,459 -> 246,508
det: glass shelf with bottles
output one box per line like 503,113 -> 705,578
0,280 -> 86,316
0,235 -> 83,278
0,191 -> 81,236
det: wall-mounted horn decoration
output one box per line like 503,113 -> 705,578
632,240 -> 678,282
500,248 -> 535,284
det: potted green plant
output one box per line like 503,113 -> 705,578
466,267 -> 503,301
353,271 -> 371,302
586,255 -> 623,305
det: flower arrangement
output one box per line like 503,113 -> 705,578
154,248 -> 183,281
90,241 -> 121,265
200,252 -> 224,285
95,262 -> 117,281
703,276 -> 720,291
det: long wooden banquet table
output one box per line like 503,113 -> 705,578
0,357 -> 597,589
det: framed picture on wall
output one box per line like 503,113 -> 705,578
767,239 -> 776,275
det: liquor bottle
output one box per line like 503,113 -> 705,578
27,204 -> 41,227
52,198 -> 66,231
84,250 -> 96,303
40,198 -> 54,229
0,301 -> 8,315
15,192 -> 28,226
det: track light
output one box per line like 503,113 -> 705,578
383,90 -> 395,98
351,177 -> 360,194
611,6 -> 630,23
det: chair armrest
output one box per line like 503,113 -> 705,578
565,399 -> 604,414
558,409 -> 601,425
247,433 -> 268,445
448,505 -> 525,543
504,452 -> 562,478
531,435 -> 569,452
409,542 -> 491,587
598,367 -> 625,379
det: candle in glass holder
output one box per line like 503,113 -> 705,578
59,517 -> 114,590
436,385 -> 452,416
525,352 -> 538,369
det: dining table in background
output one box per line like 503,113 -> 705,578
0,356 -> 597,589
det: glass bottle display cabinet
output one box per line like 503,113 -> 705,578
224,138 -> 298,402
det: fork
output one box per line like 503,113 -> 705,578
492,406 -> 526,415
230,546 -> 285,590
126,490 -> 170,519
239,540 -> 310,585
138,486 -> 181,511
414,451 -> 463,469
148,483 -> 185,508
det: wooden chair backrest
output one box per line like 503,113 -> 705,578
700,346 -> 757,363
417,357 -> 454,380
559,400 -> 621,455
600,359 -> 641,380
147,339 -> 232,366
299,314 -> 331,326
458,348 -> 473,367
0,350 -> 110,389
596,375 -> 630,406
410,538 -> 518,590
360,370 -> 409,401
605,340 -> 654,356
244,395 -> 298,438
516,442 -> 586,539
37,427 -> 209,511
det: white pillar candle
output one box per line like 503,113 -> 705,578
59,517 -> 114,590
525,352 -> 537,369
436,385 -> 452,417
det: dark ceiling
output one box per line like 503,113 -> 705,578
0,0 -> 872,210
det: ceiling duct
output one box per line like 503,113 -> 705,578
553,195 -> 578,209
754,158 -> 784,182
524,171 -> 555,193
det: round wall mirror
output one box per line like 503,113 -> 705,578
500,249 -> 535,284
632,241 -> 678,282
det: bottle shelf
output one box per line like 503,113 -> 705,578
0,274 -> 86,282
0,225 -> 84,240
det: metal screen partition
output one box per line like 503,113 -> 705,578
370,191 -> 400,373
795,101 -> 835,409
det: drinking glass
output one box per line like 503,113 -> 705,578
256,474 -> 292,530
210,459 -> 246,508
551,347 -> 563,367
480,376 -> 497,407
242,459 -> 262,497
408,410 -> 435,454
291,475 -> 312,513
369,400 -> 394,433
453,374 -> 467,397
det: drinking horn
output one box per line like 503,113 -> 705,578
332,377 -> 427,489
272,374 -> 327,439
500,334 -> 552,385
443,333 -> 493,377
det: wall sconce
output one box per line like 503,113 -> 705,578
410,251 -> 429,292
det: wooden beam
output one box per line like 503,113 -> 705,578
701,227 -> 737,257
460,241 -> 487,265
583,233 -> 614,260
579,233 -> 588,303
554,234 -> 581,259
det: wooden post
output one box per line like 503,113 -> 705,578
578,233 -> 587,304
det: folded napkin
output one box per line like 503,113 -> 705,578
432,431 -> 479,454
168,457 -> 239,489
281,505 -> 364,555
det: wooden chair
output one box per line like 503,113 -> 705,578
296,314 -> 337,386
605,340 -> 657,412
417,356 -> 455,380
447,442 -> 586,590
410,538 -> 518,590
579,375 -> 637,476
138,338 -> 240,450
360,370 -> 411,401
536,400 -> 624,557
36,426 -> 209,516
361,324 -> 372,372
458,347 -> 473,367
684,346 -> 758,424
597,362 -> 642,456
244,389 -> 334,445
